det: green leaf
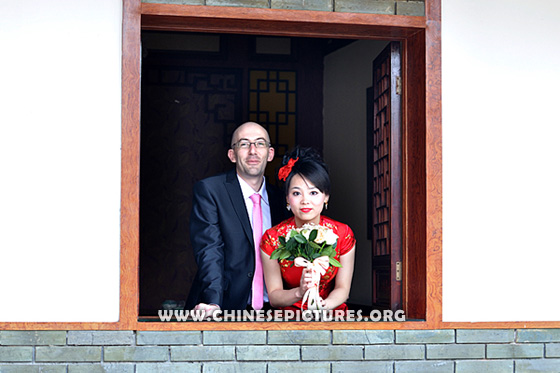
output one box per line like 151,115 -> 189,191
286,239 -> 296,252
329,257 -> 342,267
294,234 -> 307,244
279,236 -> 286,246
309,229 -> 318,242
270,249 -> 282,260
324,246 -> 335,257
309,241 -> 321,250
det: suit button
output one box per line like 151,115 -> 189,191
247,272 -> 253,278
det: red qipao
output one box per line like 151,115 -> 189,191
261,216 -> 356,310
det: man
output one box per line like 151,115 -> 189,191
185,122 -> 288,316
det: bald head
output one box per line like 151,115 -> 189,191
228,121 -> 275,190
231,122 -> 270,147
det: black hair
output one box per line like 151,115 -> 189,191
280,146 -> 330,196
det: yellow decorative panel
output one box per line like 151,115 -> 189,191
249,69 -> 297,183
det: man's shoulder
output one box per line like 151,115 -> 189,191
192,171 -> 239,199
196,170 -> 236,186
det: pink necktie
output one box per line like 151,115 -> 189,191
250,193 -> 264,310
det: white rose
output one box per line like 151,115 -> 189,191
314,228 -> 327,243
324,229 -> 338,245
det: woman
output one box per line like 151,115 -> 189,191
260,147 -> 356,311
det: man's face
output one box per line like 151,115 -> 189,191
228,123 -> 275,181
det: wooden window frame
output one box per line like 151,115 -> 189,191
2,0 -> 559,331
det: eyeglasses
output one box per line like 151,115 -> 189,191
231,140 -> 271,149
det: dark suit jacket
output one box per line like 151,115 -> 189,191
186,169 -> 287,310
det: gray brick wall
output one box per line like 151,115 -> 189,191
141,0 -> 425,16
2,329 -> 560,371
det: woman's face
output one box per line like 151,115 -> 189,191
287,173 -> 329,227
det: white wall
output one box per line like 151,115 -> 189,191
323,40 -> 389,306
0,0 -> 122,322
442,0 -> 560,321
1,0 -> 558,324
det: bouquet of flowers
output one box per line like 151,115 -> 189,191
270,223 -> 340,310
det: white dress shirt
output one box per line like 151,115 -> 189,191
237,174 -> 271,303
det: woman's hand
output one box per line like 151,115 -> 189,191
262,250 -> 316,307
295,268 -> 314,298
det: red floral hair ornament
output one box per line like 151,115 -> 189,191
278,157 -> 299,181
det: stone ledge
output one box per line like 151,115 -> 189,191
517,329 -> 560,343
67,331 -> 134,346
0,331 -> 66,346
68,364 -> 136,373
203,330 -> 266,345
365,344 -> 425,360
486,343 -> 543,359
396,1 -> 424,16
333,330 -> 394,344
35,346 -> 102,362
136,362 -> 202,373
302,345 -> 364,360
0,365 -> 66,373
455,359 -> 514,373
236,345 -> 301,361
271,0 -> 333,12
104,346 -> 170,362
395,360 -> 454,373
426,344 -> 485,360
268,330 -> 331,345
396,330 -> 454,344
456,329 -> 514,343
137,331 -> 201,345
0,346 -> 33,362
171,346 -> 236,361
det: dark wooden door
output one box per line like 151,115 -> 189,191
371,42 -> 403,311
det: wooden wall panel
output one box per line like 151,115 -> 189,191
120,0 -> 142,329
424,0 -> 442,328
403,30 -> 426,320
141,4 -> 425,39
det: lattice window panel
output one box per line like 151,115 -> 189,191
249,69 -> 297,180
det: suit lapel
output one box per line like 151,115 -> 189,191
225,169 -> 254,245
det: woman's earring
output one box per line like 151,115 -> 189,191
286,203 -> 291,211
324,201 -> 329,210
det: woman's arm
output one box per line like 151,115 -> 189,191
261,250 -> 312,307
321,245 -> 356,310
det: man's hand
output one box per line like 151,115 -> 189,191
193,303 -> 221,319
